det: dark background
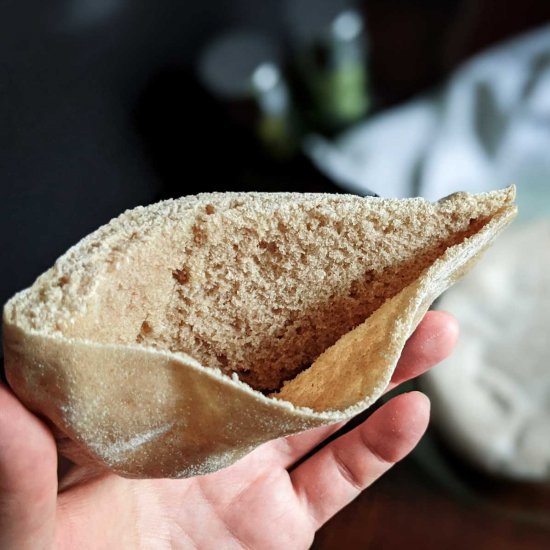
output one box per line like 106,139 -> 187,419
2,0 -> 550,308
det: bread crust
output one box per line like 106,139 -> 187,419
3,189 -> 516,478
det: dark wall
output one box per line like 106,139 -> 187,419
0,0 -> 285,306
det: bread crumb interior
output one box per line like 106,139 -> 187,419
10,194 -> 500,393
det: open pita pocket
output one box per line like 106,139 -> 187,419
3,188 -> 516,478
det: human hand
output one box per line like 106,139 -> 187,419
0,311 -> 458,550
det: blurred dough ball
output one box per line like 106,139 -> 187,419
421,219 -> 550,480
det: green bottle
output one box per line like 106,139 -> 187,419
287,0 -> 370,133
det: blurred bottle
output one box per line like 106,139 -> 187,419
250,62 -> 301,159
198,30 -> 301,159
286,0 -> 370,134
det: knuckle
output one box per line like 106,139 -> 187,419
330,447 -> 364,492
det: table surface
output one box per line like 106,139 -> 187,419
312,427 -> 550,550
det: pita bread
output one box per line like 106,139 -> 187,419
2,188 -> 516,478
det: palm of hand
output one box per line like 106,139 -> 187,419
0,312 -> 457,550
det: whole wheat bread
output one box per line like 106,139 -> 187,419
2,188 -> 516,478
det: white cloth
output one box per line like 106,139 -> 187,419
306,23 -> 550,208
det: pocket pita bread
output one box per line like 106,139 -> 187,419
2,188 -> 516,478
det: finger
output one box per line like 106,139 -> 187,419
291,391 -> 430,529
0,384 -> 58,550
263,312 -> 454,469
386,310 -> 458,392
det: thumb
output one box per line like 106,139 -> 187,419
0,383 -> 58,550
